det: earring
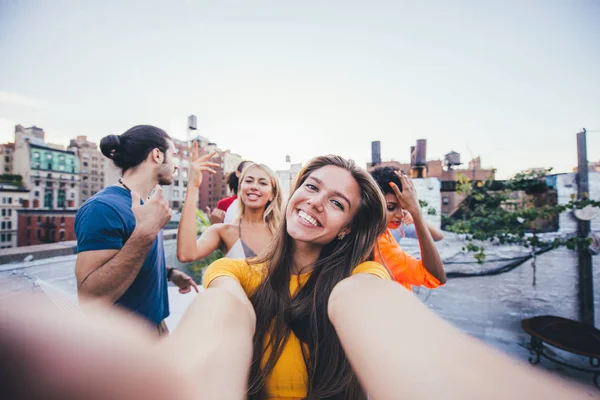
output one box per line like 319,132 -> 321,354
337,233 -> 346,240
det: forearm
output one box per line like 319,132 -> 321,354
79,231 -> 155,304
412,211 -> 446,283
428,223 -> 444,241
328,275 -> 589,400
160,288 -> 254,399
177,189 -> 201,262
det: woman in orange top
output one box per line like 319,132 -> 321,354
370,166 -> 446,291
204,155 -> 390,399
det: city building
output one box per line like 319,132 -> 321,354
222,150 -> 243,177
17,209 -> 77,246
0,143 -> 15,174
277,162 -> 303,201
368,140 -> 495,215
13,126 -> 80,210
0,185 -> 29,248
68,135 -> 105,205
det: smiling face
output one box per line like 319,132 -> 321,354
384,192 -> 404,229
286,165 -> 361,246
239,165 -> 274,210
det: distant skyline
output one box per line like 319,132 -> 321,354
1,0 -> 599,178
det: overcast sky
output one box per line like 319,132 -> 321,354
1,0 -> 599,178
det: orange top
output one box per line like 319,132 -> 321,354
374,229 -> 441,292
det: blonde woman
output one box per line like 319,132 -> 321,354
177,142 -> 283,262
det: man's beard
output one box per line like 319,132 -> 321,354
157,175 -> 173,185
157,166 -> 174,186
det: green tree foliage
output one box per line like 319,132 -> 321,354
444,169 -> 600,263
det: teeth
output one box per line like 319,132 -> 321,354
299,210 -> 318,227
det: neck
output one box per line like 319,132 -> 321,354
120,168 -> 157,198
242,206 -> 266,224
290,240 -> 322,275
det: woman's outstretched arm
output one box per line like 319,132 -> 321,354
328,274 -> 592,400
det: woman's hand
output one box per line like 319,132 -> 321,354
389,171 -> 421,217
187,141 -> 220,189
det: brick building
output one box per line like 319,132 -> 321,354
17,209 -> 77,247
367,140 -> 495,215
13,125 -> 80,210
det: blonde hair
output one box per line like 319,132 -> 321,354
237,163 -> 283,234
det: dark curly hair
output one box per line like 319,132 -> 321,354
370,166 -> 403,195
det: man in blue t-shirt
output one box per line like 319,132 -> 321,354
75,125 -> 214,335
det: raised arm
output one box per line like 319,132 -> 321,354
76,188 -> 172,305
403,211 -> 444,241
176,141 -> 219,263
391,172 -> 446,284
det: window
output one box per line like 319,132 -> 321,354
37,216 -> 41,224
60,216 -> 65,226
34,191 -> 39,197
1,222 -> 5,230
60,231 -> 65,241
1,209 -> 4,217
442,197 -> 449,205
46,153 -> 52,160
27,216 -> 31,225
2,198 -> 5,204
33,152 -> 40,159
37,230 -> 41,240
44,190 -> 53,208
6,233 -> 11,242
8,209 -> 11,217
8,198 -> 11,204
0,234 -> 4,242
173,190 -> 179,197
4,156 -> 8,162
7,222 -> 11,230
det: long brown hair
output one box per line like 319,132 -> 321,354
247,155 -> 388,399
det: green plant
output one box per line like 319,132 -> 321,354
445,169 -> 600,263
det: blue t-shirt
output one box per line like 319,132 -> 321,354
75,186 -> 169,325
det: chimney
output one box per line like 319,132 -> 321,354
411,139 -> 427,178
371,141 -> 381,166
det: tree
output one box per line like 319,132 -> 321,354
443,169 -> 600,265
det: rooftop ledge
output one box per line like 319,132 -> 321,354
0,229 -> 179,265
